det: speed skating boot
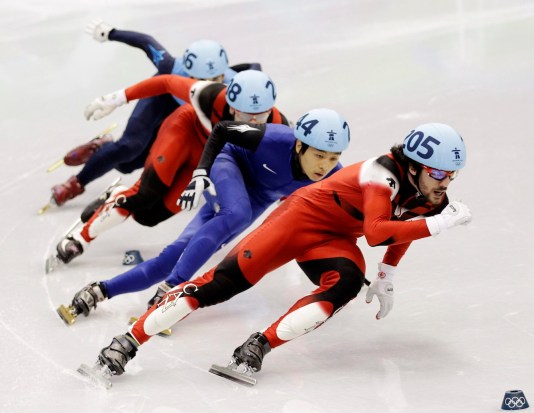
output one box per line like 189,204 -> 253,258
73,281 -> 108,316
56,234 -> 84,264
57,281 -> 108,325
232,332 -> 271,372
63,133 -> 113,166
98,333 -> 139,376
51,175 -> 85,206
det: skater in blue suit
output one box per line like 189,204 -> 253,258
50,20 -> 261,207
58,108 -> 351,325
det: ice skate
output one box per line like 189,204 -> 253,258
57,282 -> 107,325
53,175 -> 86,207
46,233 -> 83,273
38,175 -> 85,214
45,217 -> 82,273
77,361 -> 113,389
63,133 -> 113,166
209,332 -> 271,386
44,177 -> 122,273
146,281 -> 174,308
80,176 -> 123,223
46,232 -> 84,273
56,234 -> 84,263
38,173 -> 120,216
45,123 -> 117,173
78,333 -> 138,389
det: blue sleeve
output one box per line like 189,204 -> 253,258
108,29 -> 176,74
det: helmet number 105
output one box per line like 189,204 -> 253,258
404,130 -> 440,160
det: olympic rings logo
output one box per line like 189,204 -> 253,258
123,254 -> 135,265
504,396 -> 527,408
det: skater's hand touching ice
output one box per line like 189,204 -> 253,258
366,263 -> 395,320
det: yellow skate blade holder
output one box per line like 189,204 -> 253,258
37,201 -> 53,215
129,316 -> 172,336
46,123 -> 118,173
57,304 -> 78,325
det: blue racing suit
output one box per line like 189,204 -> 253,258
103,121 -> 342,298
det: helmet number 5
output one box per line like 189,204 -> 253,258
405,130 -> 440,160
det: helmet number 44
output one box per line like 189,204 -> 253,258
295,114 -> 319,136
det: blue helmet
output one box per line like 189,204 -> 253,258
294,108 -> 350,152
225,70 -> 276,113
403,123 -> 466,171
182,40 -> 229,79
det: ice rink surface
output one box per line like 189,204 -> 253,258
2,0 -> 534,412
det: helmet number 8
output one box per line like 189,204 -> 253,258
405,130 -> 440,160
226,79 -> 276,104
226,79 -> 242,103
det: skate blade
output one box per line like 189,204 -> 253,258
46,123 -> 117,173
46,159 -> 65,173
209,363 -> 257,386
57,305 -> 77,325
128,316 -> 172,336
38,202 -> 54,215
45,254 -> 61,274
77,363 -> 112,389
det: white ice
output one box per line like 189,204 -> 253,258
1,1 -> 534,412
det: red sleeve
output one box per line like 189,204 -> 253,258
382,242 -> 411,266
362,183 -> 431,247
125,74 -> 197,103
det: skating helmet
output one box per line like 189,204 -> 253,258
402,123 -> 466,171
182,40 -> 229,79
294,108 -> 350,152
225,70 -> 276,113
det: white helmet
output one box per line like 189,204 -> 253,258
225,70 -> 276,113
294,108 -> 350,152
403,123 -> 466,170
182,40 -> 229,79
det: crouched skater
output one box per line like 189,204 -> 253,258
77,122 -> 472,387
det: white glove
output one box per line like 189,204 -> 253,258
85,19 -> 113,42
365,263 -> 395,320
84,90 -> 127,121
178,169 -> 217,211
425,200 -> 472,236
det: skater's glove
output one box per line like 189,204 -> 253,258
85,19 -> 113,42
146,281 -> 174,308
84,90 -> 127,121
365,263 -> 395,320
425,200 -> 472,236
178,169 -> 216,211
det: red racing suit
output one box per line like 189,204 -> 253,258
130,152 -> 448,349
80,75 -> 287,240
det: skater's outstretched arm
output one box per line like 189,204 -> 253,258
86,20 -> 176,74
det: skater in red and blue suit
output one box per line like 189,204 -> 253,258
79,123 -> 472,386
50,20 -> 261,207
60,109 -> 349,323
